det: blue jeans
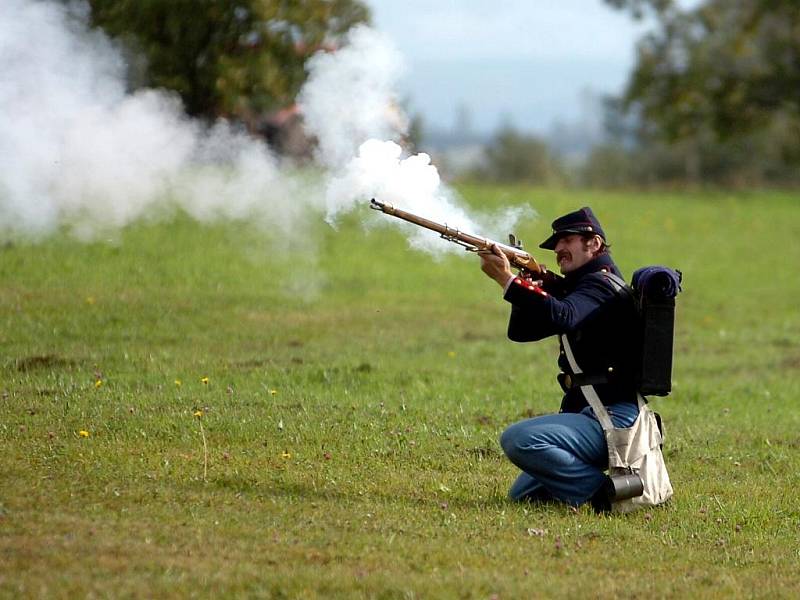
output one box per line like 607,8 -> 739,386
500,402 -> 640,506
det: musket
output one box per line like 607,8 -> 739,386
369,198 -> 562,286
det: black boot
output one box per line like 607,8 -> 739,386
589,477 -> 613,514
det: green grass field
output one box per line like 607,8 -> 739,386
2,186 -> 800,598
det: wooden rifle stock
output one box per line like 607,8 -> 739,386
369,198 -> 562,286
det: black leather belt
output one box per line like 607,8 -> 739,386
558,372 -> 612,391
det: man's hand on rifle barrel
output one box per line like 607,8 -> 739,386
479,244 -> 514,288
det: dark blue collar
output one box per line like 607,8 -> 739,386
564,253 -> 621,284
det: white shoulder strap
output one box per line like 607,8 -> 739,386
560,333 -> 615,431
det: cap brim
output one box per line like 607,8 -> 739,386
538,229 -> 583,250
538,234 -> 560,250
539,228 -> 606,250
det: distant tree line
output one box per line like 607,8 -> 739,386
470,127 -> 565,185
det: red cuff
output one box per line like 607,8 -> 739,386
512,277 -> 548,297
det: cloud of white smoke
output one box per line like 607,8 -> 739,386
324,139 -> 533,253
301,26 -> 534,252
299,25 -> 409,171
0,0 -> 306,242
0,1 -> 533,255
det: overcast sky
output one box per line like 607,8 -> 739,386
365,1 -> 654,135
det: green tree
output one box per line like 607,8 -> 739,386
604,0 -> 673,20
84,0 -> 370,120
600,0 -> 800,184
607,0 -> 800,145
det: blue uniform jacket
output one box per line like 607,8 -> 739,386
503,253 -> 639,413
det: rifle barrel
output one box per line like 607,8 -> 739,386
369,198 -> 543,273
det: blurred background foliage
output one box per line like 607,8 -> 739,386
84,0 -> 370,121
79,0 -> 799,188
592,0 -> 800,187
472,127 -> 565,186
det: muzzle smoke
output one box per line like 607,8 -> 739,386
300,25 -> 533,252
0,0 -> 307,242
0,0 -> 532,254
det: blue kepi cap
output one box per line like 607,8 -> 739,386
539,206 -> 606,250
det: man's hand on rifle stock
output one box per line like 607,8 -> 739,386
479,244 -> 515,288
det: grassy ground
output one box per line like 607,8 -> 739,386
2,186 -> 800,598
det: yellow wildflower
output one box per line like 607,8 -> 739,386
281,451 -> 291,459
193,410 -> 203,417
201,377 -> 209,385
86,296 -> 96,305
447,351 -> 456,358
175,379 -> 182,387
78,430 -> 90,438
269,389 -> 278,396
94,379 -> 103,388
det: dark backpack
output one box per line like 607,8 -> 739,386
604,268 -> 682,397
